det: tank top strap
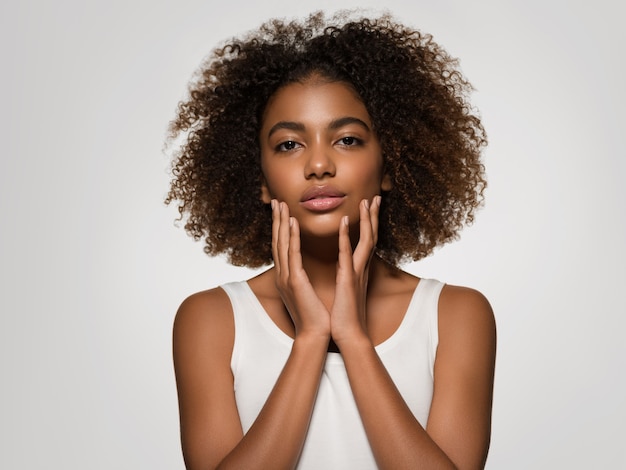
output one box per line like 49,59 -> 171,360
221,281 -> 293,374
409,278 -> 445,368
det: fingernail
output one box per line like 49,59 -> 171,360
343,216 -> 349,226
271,199 -> 276,210
375,195 -> 381,207
364,199 -> 370,210
279,202 -> 284,212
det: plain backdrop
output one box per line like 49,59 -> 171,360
1,0 -> 624,468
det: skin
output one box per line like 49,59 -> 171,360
173,79 -> 496,469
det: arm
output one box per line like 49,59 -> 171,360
173,200 -> 332,470
338,286 -> 496,469
173,289 -> 243,470
174,289 -> 329,470
425,286 -> 496,468
331,198 -> 496,469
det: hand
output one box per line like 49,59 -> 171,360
330,195 -> 381,347
271,200 -> 331,341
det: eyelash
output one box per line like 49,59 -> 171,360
275,140 -> 301,152
274,136 -> 362,152
337,136 -> 362,147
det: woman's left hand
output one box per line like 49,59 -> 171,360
330,195 -> 381,347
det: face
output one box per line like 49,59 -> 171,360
259,79 -> 391,238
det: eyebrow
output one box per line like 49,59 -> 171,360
328,116 -> 371,132
266,116 -> 371,138
267,121 -> 305,138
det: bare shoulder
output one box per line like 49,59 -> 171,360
173,286 -> 235,364
438,284 -> 496,342
174,287 -> 233,330
434,284 -> 497,381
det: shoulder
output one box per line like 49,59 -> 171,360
438,284 -> 495,335
174,286 -> 233,330
173,287 -> 235,363
436,284 -> 496,368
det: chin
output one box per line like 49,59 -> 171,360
298,218 -> 342,237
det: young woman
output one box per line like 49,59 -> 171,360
166,12 -> 496,470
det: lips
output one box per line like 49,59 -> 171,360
300,185 -> 346,202
300,185 -> 346,211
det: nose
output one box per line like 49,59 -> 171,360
304,144 -> 336,179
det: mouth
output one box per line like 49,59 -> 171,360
300,186 -> 346,211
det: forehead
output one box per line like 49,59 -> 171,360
261,80 -> 371,129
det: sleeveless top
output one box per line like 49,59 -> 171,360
221,278 -> 444,469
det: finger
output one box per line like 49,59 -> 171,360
370,195 -> 381,246
276,201 -> 292,279
353,199 -> 375,270
337,215 -> 354,280
287,216 -> 305,277
271,199 -> 281,274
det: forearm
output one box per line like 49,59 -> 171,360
216,334 -> 328,470
340,337 -> 456,470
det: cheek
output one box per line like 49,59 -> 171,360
350,160 -> 385,188
260,158 -> 278,202
260,164 -> 296,201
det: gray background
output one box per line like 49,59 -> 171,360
1,0 -> 624,468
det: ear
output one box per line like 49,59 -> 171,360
381,173 -> 393,192
260,177 -> 272,204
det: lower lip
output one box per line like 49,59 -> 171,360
300,197 -> 345,211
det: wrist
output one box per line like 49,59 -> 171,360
293,330 -> 331,350
332,328 -> 373,353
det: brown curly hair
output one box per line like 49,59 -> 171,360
165,11 -> 487,268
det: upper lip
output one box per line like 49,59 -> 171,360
300,185 -> 346,202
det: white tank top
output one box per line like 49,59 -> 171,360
221,278 -> 443,469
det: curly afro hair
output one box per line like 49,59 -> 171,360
165,11 -> 487,268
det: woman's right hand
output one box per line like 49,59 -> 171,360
271,200 -> 331,341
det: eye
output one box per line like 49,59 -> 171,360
276,140 -> 301,152
337,136 -> 362,146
